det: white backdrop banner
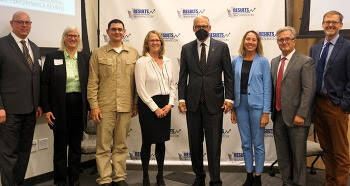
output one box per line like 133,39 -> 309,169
99,0 -> 285,166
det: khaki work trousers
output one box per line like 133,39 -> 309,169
95,111 -> 131,184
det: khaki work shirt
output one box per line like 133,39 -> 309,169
87,43 -> 139,112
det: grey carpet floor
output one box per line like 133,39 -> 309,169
34,166 -> 333,186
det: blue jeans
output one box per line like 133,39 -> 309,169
236,94 -> 265,173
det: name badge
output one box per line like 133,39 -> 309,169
54,59 -> 63,66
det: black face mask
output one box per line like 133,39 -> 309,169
195,29 -> 209,41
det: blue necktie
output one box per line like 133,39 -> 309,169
316,42 -> 331,93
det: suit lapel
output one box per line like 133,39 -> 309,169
325,36 -> 343,72
191,40 -> 202,72
206,38 -> 216,68
271,57 -> 280,87
7,34 -> 26,60
248,54 -> 258,83
283,52 -> 297,80
77,52 -> 85,87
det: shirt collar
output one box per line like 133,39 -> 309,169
11,32 -> 29,44
64,50 -> 77,60
324,34 -> 339,46
106,42 -> 130,53
197,37 -> 210,48
281,49 -> 296,60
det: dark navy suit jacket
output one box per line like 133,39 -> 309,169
310,35 -> 350,112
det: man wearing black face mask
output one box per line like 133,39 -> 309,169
178,16 -> 234,186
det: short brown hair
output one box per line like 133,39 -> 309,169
238,30 -> 264,56
142,30 -> 165,58
323,10 -> 343,23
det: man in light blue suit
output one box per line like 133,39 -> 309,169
231,30 -> 272,186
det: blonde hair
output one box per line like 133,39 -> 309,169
142,30 -> 165,58
238,30 -> 263,56
59,26 -> 82,52
323,10 -> 343,23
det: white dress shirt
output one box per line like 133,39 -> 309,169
135,54 -> 176,112
277,49 -> 296,75
11,32 -> 34,61
196,38 -> 210,62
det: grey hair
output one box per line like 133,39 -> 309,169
193,15 -> 210,26
59,26 -> 82,52
12,11 -> 30,21
276,26 -> 297,39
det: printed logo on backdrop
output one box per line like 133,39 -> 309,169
178,152 -> 207,160
177,9 -> 206,18
227,7 -> 256,17
129,151 -> 155,160
228,152 -> 244,161
259,32 -> 276,40
178,152 -> 191,161
129,151 -> 141,160
170,128 -> 182,138
161,33 -> 181,42
128,8 -> 156,19
222,128 -> 232,138
210,32 -> 231,42
102,33 -> 132,43
264,128 -> 274,137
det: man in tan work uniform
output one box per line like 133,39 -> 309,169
87,19 -> 139,186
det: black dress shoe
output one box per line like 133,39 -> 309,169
156,175 -> 166,186
113,180 -> 128,186
56,183 -> 67,186
69,180 -> 80,186
192,178 -> 205,186
100,183 -> 111,186
143,178 -> 151,186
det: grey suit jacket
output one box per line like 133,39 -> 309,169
271,51 -> 316,126
0,34 -> 41,114
178,38 -> 234,114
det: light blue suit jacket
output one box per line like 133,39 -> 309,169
231,54 -> 272,113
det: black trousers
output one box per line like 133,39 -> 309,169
186,103 -> 223,186
53,93 -> 83,184
0,111 -> 36,186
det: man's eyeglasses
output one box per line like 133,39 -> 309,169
13,20 -> 32,25
323,21 -> 340,25
277,37 -> 295,43
109,28 -> 124,32
194,25 -> 209,30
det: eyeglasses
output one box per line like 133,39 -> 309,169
66,34 -> 80,39
148,39 -> 161,43
194,25 -> 209,30
323,21 -> 340,25
277,37 -> 295,43
109,28 -> 124,32
13,20 -> 32,25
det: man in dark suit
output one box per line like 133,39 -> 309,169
310,10 -> 350,186
271,26 -> 315,186
0,11 -> 42,186
178,16 -> 233,186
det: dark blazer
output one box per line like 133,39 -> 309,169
41,50 -> 90,132
270,51 -> 316,126
310,35 -> 350,112
178,38 -> 234,114
0,34 -> 41,114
